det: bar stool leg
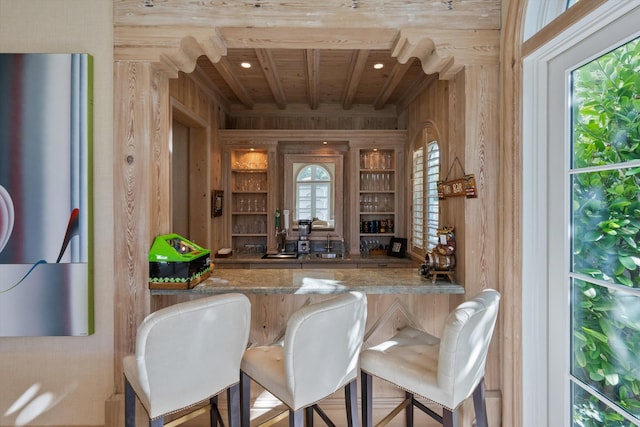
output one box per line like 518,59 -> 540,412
211,395 -> 219,427
228,383 -> 241,427
290,409 -> 303,427
240,371 -> 251,427
472,379 -> 488,427
124,378 -> 136,427
361,371 -> 373,427
305,407 -> 314,427
345,380 -> 358,427
443,408 -> 457,427
405,391 -> 414,427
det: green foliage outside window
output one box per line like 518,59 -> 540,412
571,38 -> 640,425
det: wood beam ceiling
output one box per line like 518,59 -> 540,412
304,49 -> 320,110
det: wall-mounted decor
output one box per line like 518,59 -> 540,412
212,190 -> 223,217
0,53 -> 94,336
437,157 -> 478,199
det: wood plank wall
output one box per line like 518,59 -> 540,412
402,65 -> 501,394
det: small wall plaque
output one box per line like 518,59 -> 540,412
212,190 -> 223,217
437,157 -> 477,199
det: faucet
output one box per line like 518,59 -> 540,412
326,234 -> 332,252
276,228 -> 287,253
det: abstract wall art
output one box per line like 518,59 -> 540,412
0,53 -> 93,336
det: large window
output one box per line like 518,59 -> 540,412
522,3 -> 640,426
569,36 -> 640,426
411,126 -> 440,256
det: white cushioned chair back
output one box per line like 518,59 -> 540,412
437,289 -> 500,408
284,292 -> 367,410
136,294 -> 251,417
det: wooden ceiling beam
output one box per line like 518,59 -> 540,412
373,58 -> 414,110
305,49 -> 320,110
213,56 -> 254,109
341,49 -> 370,110
255,48 -> 287,110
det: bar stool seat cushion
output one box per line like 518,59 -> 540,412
361,289 -> 500,411
241,292 -> 367,412
361,326 -> 441,402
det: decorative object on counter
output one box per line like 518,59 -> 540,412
215,248 -> 232,258
148,233 -> 211,290
437,156 -> 478,199
387,237 -> 407,258
274,208 -> 289,253
421,226 -> 456,284
211,190 -> 223,217
297,218 -> 313,254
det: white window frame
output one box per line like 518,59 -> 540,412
522,3 -> 640,426
410,127 -> 439,257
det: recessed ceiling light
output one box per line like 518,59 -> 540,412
373,63 -> 384,69
322,141 -> 328,145
241,62 -> 252,69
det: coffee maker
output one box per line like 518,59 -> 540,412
297,219 -> 312,254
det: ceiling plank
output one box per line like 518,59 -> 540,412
342,49 -> 370,110
213,56 -> 254,109
190,65 -> 231,113
395,72 -> 438,113
255,48 -> 287,110
373,58 -> 415,110
305,49 -> 320,110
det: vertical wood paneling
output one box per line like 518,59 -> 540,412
402,63 -> 500,407
113,61 -> 155,393
150,68 -> 172,237
461,64 -> 500,391
189,127 -> 210,246
169,72 -> 223,250
502,0 -> 526,425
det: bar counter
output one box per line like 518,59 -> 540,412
150,267 -> 464,295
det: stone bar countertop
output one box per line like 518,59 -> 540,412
150,267 -> 464,295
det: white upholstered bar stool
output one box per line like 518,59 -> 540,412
240,291 -> 367,427
123,294 -> 251,427
360,289 -> 500,427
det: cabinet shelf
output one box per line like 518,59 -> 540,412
232,169 -> 268,173
360,211 -> 394,215
232,211 -> 268,215
234,190 -> 268,194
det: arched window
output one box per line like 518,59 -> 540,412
411,125 -> 440,257
296,164 -> 331,222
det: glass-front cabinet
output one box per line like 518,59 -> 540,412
225,146 -> 276,254
351,143 -> 404,256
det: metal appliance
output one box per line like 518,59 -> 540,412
297,219 -> 312,254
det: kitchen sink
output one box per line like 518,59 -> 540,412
314,252 -> 340,259
262,252 -> 299,259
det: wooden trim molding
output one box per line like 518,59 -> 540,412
501,0 -> 526,425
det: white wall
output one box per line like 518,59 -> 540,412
0,1 -> 114,425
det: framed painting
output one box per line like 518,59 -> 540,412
387,237 -> 407,258
0,53 -> 93,336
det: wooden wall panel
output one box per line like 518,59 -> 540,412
113,61 -> 169,394
169,72 -> 225,251
401,64 -> 501,405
